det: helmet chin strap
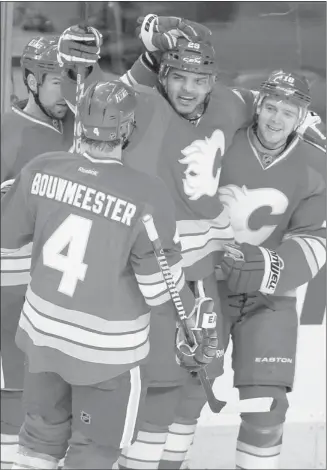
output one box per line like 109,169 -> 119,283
253,125 -> 288,152
32,85 -> 60,121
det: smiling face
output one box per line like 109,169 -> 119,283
257,96 -> 300,148
162,68 -> 213,118
37,72 -> 68,119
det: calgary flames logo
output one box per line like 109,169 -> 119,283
179,130 -> 225,201
218,185 -> 289,245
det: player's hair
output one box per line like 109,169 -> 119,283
81,133 -> 121,153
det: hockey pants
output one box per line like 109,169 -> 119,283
13,366 -> 145,469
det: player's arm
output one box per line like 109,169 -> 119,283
298,111 -> 326,152
274,168 -> 326,293
1,167 -> 35,250
0,118 -> 21,185
221,167 -> 326,295
1,167 -> 35,289
130,178 -> 218,369
130,179 -> 195,313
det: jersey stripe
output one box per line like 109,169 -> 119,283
135,260 -> 184,304
287,236 -> 326,277
19,287 -> 151,365
119,366 -> 142,449
1,243 -> 32,285
143,273 -> 186,307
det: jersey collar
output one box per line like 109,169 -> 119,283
247,127 -> 300,170
11,103 -> 63,134
82,152 -> 123,165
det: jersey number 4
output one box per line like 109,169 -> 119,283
43,214 -> 92,297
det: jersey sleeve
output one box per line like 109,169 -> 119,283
130,178 -> 195,314
1,115 -> 21,183
275,167 -> 326,293
298,111 -> 326,152
1,167 -> 35,288
1,166 -> 35,251
230,87 -> 257,129
120,52 -> 159,88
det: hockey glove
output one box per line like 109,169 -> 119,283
136,14 -> 212,52
57,25 -> 102,67
1,179 -> 15,197
220,242 -> 284,295
176,297 -> 218,373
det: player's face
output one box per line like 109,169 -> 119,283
164,69 -> 212,117
38,73 -> 68,119
257,97 -> 299,148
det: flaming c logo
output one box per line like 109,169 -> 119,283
179,130 -> 225,200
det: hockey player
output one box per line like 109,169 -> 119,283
55,20 -> 326,469
1,35 -> 73,185
168,70 -> 326,469
1,80 -> 218,470
0,35 -> 74,470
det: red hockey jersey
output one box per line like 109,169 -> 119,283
0,101 -> 75,388
62,69 -> 254,280
1,101 -> 74,184
1,151 -> 194,386
218,128 -> 326,299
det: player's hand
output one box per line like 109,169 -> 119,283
220,242 -> 284,295
136,14 -> 212,52
0,179 -> 15,197
57,25 -> 102,67
175,297 -> 218,372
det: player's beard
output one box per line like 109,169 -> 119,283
35,92 -> 68,120
44,102 -> 68,120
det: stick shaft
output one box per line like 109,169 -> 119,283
142,214 -> 226,413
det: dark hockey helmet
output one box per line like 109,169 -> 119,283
256,70 -> 311,124
159,37 -> 217,79
79,80 -> 136,143
21,36 -> 61,86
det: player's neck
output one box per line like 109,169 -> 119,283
251,127 -> 287,157
23,96 -> 53,123
83,145 -> 123,163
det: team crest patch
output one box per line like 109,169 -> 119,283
80,410 -> 91,424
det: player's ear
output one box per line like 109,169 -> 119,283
26,73 -> 38,93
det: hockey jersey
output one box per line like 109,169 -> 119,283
1,151 -> 195,386
1,100 -> 74,184
218,127 -> 326,305
0,100 -> 74,389
62,67 -> 256,280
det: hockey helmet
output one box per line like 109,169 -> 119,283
256,70 -> 311,124
21,36 -> 61,86
159,37 -> 217,79
79,80 -> 136,143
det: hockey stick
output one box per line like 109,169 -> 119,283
142,214 -> 227,413
73,2 -> 89,154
